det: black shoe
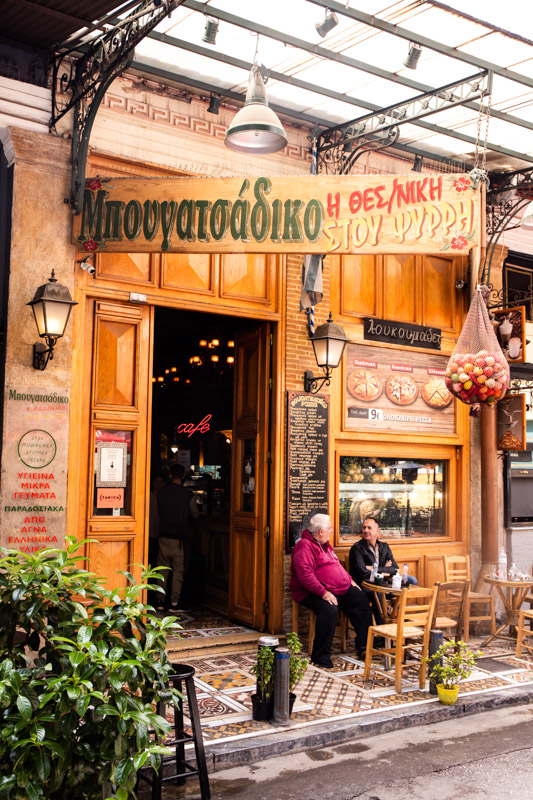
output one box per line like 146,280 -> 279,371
356,650 -> 367,661
312,659 -> 335,669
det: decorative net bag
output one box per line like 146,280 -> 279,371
445,288 -> 510,406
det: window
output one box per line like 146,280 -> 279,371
339,456 -> 446,540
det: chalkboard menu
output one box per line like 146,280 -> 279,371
287,392 -> 329,550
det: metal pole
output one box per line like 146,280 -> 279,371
273,647 -> 290,725
478,404 -> 499,590
429,630 -> 444,695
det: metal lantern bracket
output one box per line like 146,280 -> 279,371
51,1 -> 186,214
304,368 -> 332,394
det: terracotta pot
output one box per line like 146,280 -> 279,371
437,683 -> 459,705
251,693 -> 274,721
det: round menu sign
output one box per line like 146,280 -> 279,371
17,429 -> 57,468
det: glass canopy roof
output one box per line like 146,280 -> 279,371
69,0 -> 533,169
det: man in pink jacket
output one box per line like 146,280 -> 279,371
290,513 -> 372,668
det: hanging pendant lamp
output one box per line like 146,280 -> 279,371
225,62 -> 287,155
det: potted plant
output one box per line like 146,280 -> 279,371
0,537 -> 181,799
251,644 -> 275,720
286,631 -> 308,715
425,640 -> 483,705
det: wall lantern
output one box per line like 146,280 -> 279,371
225,61 -> 287,154
304,312 -> 349,393
27,270 -> 77,370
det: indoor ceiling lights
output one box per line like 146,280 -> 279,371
404,42 -> 422,70
315,9 -> 338,38
225,61 -> 287,155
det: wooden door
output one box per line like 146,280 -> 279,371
229,324 -> 271,629
81,299 -> 152,590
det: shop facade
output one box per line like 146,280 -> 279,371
0,80 -> 482,634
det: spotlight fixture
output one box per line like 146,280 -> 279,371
412,154 -> 424,172
27,270 -> 78,370
202,17 -> 218,45
225,61 -> 287,154
404,42 -> 422,70
207,93 -> 221,114
315,9 -> 338,38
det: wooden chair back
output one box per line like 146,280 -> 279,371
444,554 -> 471,584
395,586 -> 439,642
433,579 -> 469,637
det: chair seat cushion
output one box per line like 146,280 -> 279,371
435,616 -> 457,628
371,624 -> 424,638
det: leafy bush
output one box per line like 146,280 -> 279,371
286,631 -> 308,692
251,646 -> 275,702
0,538 -> 180,800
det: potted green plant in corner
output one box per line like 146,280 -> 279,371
425,640 -> 483,705
286,631 -> 308,716
251,644 -> 275,720
0,537 -> 181,799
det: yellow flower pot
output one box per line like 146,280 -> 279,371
437,684 -> 459,705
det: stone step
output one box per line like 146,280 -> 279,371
166,630 -> 264,661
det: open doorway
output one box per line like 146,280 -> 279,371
150,307 -> 269,626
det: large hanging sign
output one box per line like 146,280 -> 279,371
72,174 -> 480,255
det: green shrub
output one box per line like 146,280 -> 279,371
0,537 -> 180,800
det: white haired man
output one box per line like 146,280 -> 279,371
290,513 -> 372,667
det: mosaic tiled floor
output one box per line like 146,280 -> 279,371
164,633 -> 533,749
159,608 -> 533,745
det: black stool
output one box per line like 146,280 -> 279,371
138,663 -> 210,800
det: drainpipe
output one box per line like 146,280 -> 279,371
476,404 -> 499,591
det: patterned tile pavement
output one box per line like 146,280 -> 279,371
159,636 -> 533,748
161,608 -> 533,748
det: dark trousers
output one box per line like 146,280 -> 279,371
299,586 -> 372,665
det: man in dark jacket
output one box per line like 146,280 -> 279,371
290,513 -> 371,668
349,517 -> 417,622
157,463 -> 199,612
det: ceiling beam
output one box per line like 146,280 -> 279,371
307,0 -> 533,91
180,1 -> 533,134
130,59 -> 472,169
139,32 -> 533,165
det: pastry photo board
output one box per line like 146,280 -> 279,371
345,342 -> 456,435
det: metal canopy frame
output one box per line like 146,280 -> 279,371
51,0 -> 186,213
317,71 -> 492,174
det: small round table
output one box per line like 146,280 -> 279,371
482,576 -> 533,646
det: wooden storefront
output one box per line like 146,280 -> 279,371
66,161 -> 477,633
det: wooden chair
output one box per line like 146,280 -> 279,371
363,586 -> 438,694
516,609 -> 533,656
291,601 -> 347,654
433,580 -> 469,640
443,555 -> 496,641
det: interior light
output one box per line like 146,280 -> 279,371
152,377 -> 156,383
227,356 -> 235,364
315,10 -> 338,38
186,379 -> 191,384
173,376 -> 180,382
227,340 -> 235,347
165,369 -> 169,374
157,376 -> 164,382
170,445 -> 179,454
171,366 -> 177,372
199,339 -> 207,347
211,354 -> 219,362
225,62 -> 287,155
